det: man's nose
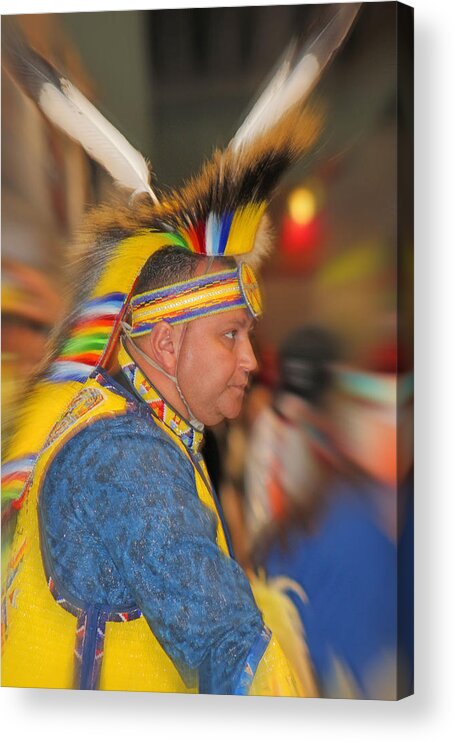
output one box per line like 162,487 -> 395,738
242,337 -> 258,374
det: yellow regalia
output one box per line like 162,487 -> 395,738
3,370 -> 306,696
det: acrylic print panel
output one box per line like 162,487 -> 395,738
1,2 -> 413,700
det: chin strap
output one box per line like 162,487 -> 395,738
121,322 -> 204,432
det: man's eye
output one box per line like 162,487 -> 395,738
224,329 -> 237,340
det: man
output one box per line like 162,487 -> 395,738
1,9 -> 358,693
2,247 -> 309,695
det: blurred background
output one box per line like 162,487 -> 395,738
1,3 -> 413,700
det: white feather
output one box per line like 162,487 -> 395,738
231,4 -> 361,154
232,53 -> 320,153
39,78 -> 157,203
231,56 -> 293,154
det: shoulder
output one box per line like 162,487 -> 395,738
43,410 -> 195,495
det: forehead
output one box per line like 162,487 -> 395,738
190,307 -> 254,333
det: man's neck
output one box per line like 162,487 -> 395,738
123,337 -> 189,420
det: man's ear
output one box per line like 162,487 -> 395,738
143,321 -> 181,375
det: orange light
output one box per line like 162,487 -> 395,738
288,187 -> 316,225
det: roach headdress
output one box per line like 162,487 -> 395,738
2,5 -> 360,512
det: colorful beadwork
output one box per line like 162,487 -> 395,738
1,455 -> 37,512
46,575 -> 141,690
239,262 -> 263,319
130,263 -> 262,336
118,341 -> 204,454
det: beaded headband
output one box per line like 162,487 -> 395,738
129,262 -> 262,337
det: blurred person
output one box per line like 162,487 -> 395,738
245,326 -> 339,559
327,357 -> 414,698
1,260 -> 64,585
1,260 -> 64,438
244,328 -> 413,700
216,358 -> 321,693
1,16 -> 92,591
0,11 -> 364,694
220,349 -> 274,569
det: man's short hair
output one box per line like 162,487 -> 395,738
133,245 -> 236,296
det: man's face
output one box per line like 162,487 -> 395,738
177,308 -> 258,426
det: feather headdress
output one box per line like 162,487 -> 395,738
1,5 -> 360,517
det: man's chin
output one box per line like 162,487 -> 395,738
200,395 -> 245,426
198,409 -> 226,427
220,399 -> 244,422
